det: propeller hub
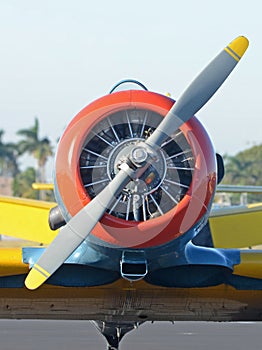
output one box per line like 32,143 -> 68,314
131,146 -> 148,164
107,138 -> 166,195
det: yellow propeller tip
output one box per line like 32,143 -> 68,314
227,36 -> 249,59
24,266 -> 50,290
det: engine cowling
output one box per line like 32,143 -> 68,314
54,89 -> 217,249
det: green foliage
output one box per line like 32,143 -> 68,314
16,117 -> 53,182
0,130 -> 19,177
1,118 -> 54,200
16,117 -> 53,200
222,144 -> 262,203
12,167 -> 38,199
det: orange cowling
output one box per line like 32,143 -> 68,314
54,90 -> 217,249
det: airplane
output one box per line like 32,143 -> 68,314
1,35 -> 262,350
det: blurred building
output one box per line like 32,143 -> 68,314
0,176 -> 13,196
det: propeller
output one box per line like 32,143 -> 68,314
25,36 -> 249,290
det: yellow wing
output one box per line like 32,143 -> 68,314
0,246 -> 29,277
210,203 -> 262,248
0,196 -> 58,244
209,202 -> 262,279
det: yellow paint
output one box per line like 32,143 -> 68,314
24,266 -> 49,290
34,264 -> 51,278
0,248 -> 29,276
224,47 -> 240,62
32,183 -> 54,190
0,196 -> 58,244
248,202 -> 262,209
225,36 -> 249,61
210,204 -> 262,248
234,251 -> 262,279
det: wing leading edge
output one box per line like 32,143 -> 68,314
0,196 -> 57,244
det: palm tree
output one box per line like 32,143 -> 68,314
223,155 -> 253,185
12,167 -> 38,199
223,145 -> 262,203
16,118 -> 53,198
0,129 -> 19,177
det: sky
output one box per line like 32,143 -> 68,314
0,0 -> 261,180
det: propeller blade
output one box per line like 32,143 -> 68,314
25,36 -> 249,290
25,166 -> 134,290
146,36 -> 249,148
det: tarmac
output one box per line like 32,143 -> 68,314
0,320 -> 262,350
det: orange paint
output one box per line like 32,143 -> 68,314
54,90 -> 216,248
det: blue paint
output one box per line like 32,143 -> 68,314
227,274 -> 262,290
23,240 -> 121,271
46,264 -> 120,287
145,265 -> 231,287
2,269 -> 262,290
16,216 -> 260,290
22,240 -> 241,288
184,241 -> 240,269
0,265 -> 120,288
0,274 -> 25,288
145,266 -> 262,290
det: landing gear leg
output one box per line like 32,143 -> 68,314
92,320 -> 144,350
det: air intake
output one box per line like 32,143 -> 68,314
120,251 -> 148,281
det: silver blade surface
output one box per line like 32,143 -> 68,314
146,36 -> 249,149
